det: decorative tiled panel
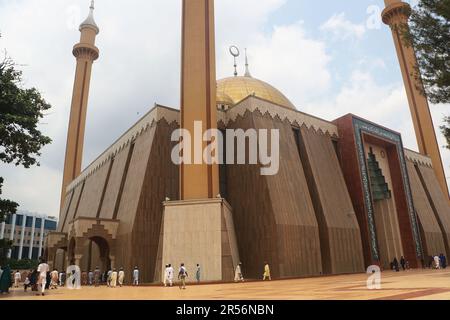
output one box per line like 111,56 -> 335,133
352,117 -> 422,260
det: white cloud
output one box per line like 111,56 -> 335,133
320,12 -> 366,41
236,21 -> 332,104
0,0 -> 289,215
0,0 -> 448,216
302,69 -> 450,188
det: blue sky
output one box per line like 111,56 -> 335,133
0,0 -> 447,215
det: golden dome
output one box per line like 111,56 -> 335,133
216,76 -> 295,109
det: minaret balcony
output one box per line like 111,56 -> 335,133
72,43 -> 99,60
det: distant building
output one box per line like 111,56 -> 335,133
0,211 -> 57,260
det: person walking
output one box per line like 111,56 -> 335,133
50,269 -> 59,289
24,273 -> 31,292
14,270 -> 21,288
94,267 -> 101,287
81,271 -> 88,286
392,258 -> 400,272
434,255 -> 441,269
30,269 -> 38,292
118,268 -> 125,287
167,264 -> 174,287
234,263 -> 244,282
400,256 -> 406,271
110,269 -> 118,288
0,265 -> 12,294
178,263 -> 188,290
37,257 -> 49,296
164,264 -> 169,287
107,269 -> 112,287
263,262 -> 271,281
88,270 -> 94,286
195,264 -> 201,283
133,266 -> 139,286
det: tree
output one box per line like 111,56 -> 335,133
442,116 -> 450,149
405,0 -> 450,148
0,46 -> 52,264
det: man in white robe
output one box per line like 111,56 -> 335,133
37,257 -> 49,296
167,264 -> 174,287
110,269 -> 118,288
133,267 -> 139,286
234,263 -> 244,282
118,268 -> 125,287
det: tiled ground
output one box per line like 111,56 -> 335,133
1,269 -> 450,300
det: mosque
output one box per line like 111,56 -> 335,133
45,0 -> 450,284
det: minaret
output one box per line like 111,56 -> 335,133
244,48 -> 252,78
160,0 -> 240,282
382,0 -> 449,200
60,1 -> 100,207
180,0 -> 219,200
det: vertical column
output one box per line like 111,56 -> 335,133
180,0 -> 219,200
18,215 -> 27,260
28,216 -> 37,260
0,221 -> 5,240
382,0 -> 449,200
38,218 -> 45,258
7,213 -> 17,259
60,2 -> 100,209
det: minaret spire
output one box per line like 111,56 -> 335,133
60,0 -> 100,209
180,0 -> 219,200
382,0 -> 449,200
244,48 -> 252,77
80,0 -> 99,34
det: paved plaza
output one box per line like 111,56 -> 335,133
1,269 -> 450,300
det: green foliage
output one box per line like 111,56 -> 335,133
0,177 -> 18,223
0,37 -> 52,266
6,258 -> 39,270
0,57 -> 52,167
406,0 -> 450,104
441,116 -> 450,149
0,239 -> 12,266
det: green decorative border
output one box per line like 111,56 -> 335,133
352,117 -> 422,261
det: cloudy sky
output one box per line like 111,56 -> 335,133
0,0 -> 448,217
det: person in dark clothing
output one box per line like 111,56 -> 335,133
400,256 -> 406,271
393,258 -> 400,272
45,271 -> 51,290
30,269 -> 38,291
439,254 -> 447,269
24,270 -> 33,292
0,265 -> 12,294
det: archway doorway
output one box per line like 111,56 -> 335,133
80,236 -> 111,273
366,145 -> 404,269
54,248 -> 68,272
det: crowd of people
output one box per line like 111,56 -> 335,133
0,258 -> 141,295
424,254 -> 448,269
1,259 -> 274,294
390,254 -> 448,272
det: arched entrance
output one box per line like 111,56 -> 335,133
65,217 -> 119,273
81,236 -> 111,272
